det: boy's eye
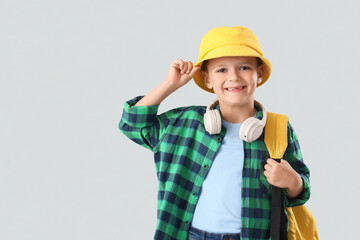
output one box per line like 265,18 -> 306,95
216,66 -> 250,72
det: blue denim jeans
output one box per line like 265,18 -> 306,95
187,226 -> 241,240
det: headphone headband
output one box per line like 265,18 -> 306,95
204,99 -> 267,142
253,100 -> 267,125
206,99 -> 219,112
207,99 -> 266,122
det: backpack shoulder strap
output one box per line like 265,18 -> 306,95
265,112 -> 289,240
264,112 -> 289,159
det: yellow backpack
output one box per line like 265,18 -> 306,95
264,112 -> 319,240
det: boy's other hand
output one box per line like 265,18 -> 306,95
165,59 -> 201,91
263,158 -> 304,198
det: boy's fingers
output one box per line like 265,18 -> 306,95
188,66 -> 201,78
263,171 -> 274,185
173,59 -> 199,75
280,159 -> 289,165
186,61 -> 192,74
177,59 -> 184,73
266,158 -> 278,166
181,61 -> 189,74
264,163 -> 272,172
184,62 -> 190,73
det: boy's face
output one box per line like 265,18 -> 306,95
202,56 -> 263,109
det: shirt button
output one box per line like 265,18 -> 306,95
203,165 -> 209,169
216,136 -> 222,142
185,220 -> 190,225
192,192 -> 198,196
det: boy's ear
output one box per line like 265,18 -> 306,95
257,64 -> 264,84
202,71 -> 213,89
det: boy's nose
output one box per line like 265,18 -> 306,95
228,68 -> 241,81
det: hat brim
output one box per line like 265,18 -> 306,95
192,44 -> 272,93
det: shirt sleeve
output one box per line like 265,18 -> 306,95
282,121 -> 311,207
118,96 -> 171,151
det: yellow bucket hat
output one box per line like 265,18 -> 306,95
193,26 -> 272,93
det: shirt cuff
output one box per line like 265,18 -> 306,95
284,174 -> 311,207
121,96 -> 160,128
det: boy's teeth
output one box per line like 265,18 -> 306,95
227,87 -> 242,90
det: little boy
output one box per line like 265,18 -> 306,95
119,26 -> 310,240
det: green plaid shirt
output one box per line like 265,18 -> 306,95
119,96 -> 310,240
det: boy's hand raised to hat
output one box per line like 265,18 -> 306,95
165,59 -> 201,91
134,59 -> 200,107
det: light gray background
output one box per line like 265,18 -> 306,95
1,0 -> 359,239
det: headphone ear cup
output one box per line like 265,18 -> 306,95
204,109 -> 222,134
239,117 -> 264,142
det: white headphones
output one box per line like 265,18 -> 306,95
204,99 -> 267,143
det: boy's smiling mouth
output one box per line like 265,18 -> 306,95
225,86 -> 246,92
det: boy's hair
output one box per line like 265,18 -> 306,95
201,57 -> 263,72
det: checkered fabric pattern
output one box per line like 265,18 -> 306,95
118,96 -> 310,240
